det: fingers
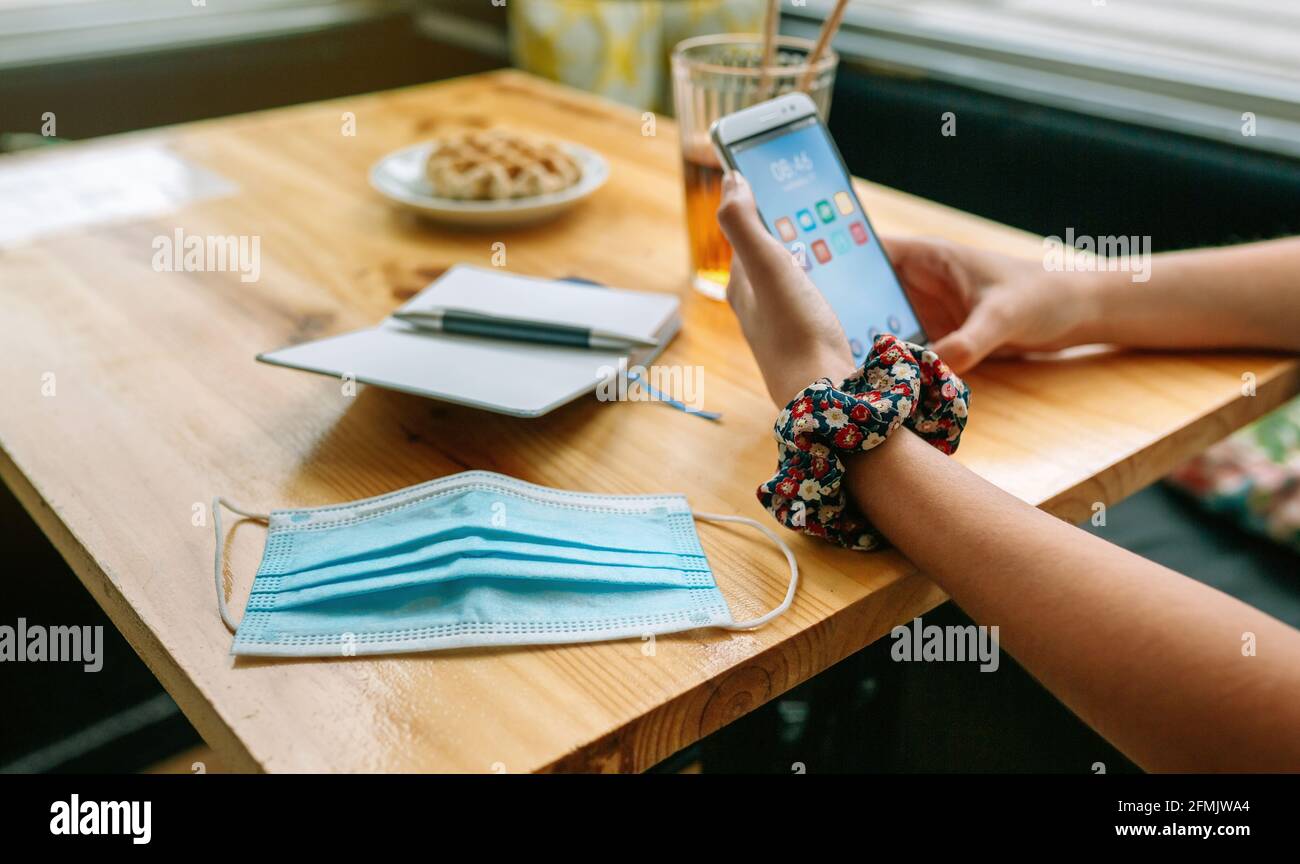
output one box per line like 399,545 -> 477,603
880,235 -> 937,266
716,171 -> 800,293
880,235 -> 963,291
725,254 -> 753,315
929,299 -> 1007,373
881,235 -> 1022,372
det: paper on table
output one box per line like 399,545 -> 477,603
0,144 -> 237,248
393,266 -> 674,336
258,266 -> 682,417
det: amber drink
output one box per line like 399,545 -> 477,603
671,34 -> 838,298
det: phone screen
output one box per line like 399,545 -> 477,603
726,116 -> 925,354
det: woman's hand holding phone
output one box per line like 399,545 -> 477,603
717,170 -> 856,404
719,167 -> 1096,394
881,237 -> 1093,374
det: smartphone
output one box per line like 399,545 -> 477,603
710,93 -> 927,352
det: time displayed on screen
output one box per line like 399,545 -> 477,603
769,150 -> 813,182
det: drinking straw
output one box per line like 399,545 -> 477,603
797,0 -> 850,92
756,0 -> 781,99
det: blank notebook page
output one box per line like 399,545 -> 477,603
258,265 -> 680,417
402,266 -> 675,334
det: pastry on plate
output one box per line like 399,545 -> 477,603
424,128 -> 583,201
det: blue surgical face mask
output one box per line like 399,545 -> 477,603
212,471 -> 797,657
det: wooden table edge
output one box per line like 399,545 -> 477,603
0,445 -> 266,774
6,355 -> 1294,774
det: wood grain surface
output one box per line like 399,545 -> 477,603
1,70 -> 1296,773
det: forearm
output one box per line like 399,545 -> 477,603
848,431 -> 1300,771
1071,237 -> 1300,352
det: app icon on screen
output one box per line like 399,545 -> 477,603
789,242 -> 812,271
849,221 -> 869,245
811,239 -> 831,264
868,327 -> 881,343
816,200 -> 835,223
849,338 -> 865,360
796,209 -> 816,231
775,217 -> 796,242
831,229 -> 851,254
887,315 -> 901,334
834,191 -> 854,215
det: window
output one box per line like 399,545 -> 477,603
785,0 -> 1300,157
0,0 -> 394,71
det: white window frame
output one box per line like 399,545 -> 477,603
785,0 -> 1300,159
0,0 -> 397,71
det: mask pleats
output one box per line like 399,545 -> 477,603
263,548 -> 710,609
230,475 -> 735,656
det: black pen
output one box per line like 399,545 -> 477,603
392,308 -> 659,352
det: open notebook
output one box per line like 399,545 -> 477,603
258,266 -> 681,417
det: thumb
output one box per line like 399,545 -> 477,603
879,235 -> 932,268
716,170 -> 791,286
929,299 -> 1006,374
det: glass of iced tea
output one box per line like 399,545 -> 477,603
671,33 -> 838,299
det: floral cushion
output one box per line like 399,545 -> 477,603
1167,396 -> 1300,553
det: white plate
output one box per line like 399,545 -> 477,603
369,139 -> 609,229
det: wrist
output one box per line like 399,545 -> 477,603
778,352 -> 856,406
844,423 -> 907,471
757,336 -> 970,551
844,428 -> 921,509
1062,268 -> 1118,345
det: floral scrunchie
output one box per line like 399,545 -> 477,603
757,334 -> 970,550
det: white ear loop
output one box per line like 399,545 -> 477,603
693,512 -> 799,630
212,497 -> 269,634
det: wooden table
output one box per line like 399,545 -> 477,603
2,70 -> 1296,773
